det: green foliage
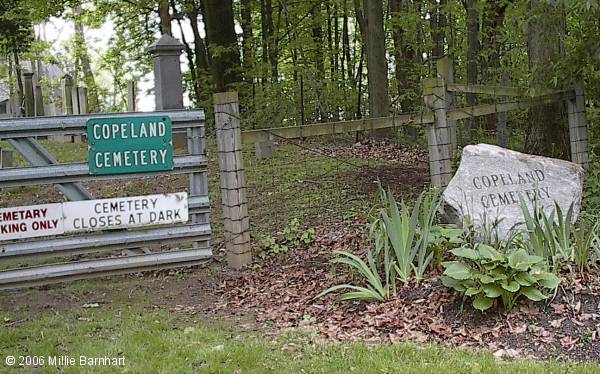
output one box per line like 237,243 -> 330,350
317,250 -> 393,302
573,217 -> 600,273
320,187 -> 442,303
442,244 -> 561,312
519,197 -> 574,272
259,218 -> 316,255
0,0 -> 34,54
583,151 -> 600,212
427,224 -> 466,265
379,187 -> 440,284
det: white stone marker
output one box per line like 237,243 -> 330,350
442,144 -> 584,241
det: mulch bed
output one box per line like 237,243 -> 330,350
208,224 -> 600,362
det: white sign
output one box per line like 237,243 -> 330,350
0,193 -> 188,241
63,193 -> 188,233
0,203 -> 64,241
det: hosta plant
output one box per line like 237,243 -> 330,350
442,244 -> 561,312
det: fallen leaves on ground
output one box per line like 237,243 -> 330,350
300,141 -> 428,166
180,225 -> 600,362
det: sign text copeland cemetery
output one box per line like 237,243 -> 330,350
87,116 -> 174,175
0,193 -> 188,241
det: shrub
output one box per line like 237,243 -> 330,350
442,244 -> 561,312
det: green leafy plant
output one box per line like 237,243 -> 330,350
573,218 -> 600,273
379,188 -> 439,284
414,187 -> 441,282
442,244 -> 561,312
317,250 -> 393,302
259,235 -> 289,255
519,197 -> 574,272
319,188 -> 444,303
428,224 -> 466,265
259,218 -> 316,255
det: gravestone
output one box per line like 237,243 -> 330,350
255,139 -> 274,160
442,144 -> 584,240
0,148 -> 13,168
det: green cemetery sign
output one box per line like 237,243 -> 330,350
87,115 -> 174,175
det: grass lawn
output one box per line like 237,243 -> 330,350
1,303 -> 599,374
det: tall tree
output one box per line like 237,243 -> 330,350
364,0 -> 389,119
72,4 -> 101,112
464,0 -> 479,131
526,0 -> 568,158
390,0 -> 418,112
203,0 -> 242,92
430,0 -> 447,59
240,0 -> 254,81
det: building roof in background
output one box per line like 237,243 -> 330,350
22,61 -> 65,81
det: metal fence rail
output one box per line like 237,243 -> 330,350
0,110 -> 204,138
0,155 -> 207,187
0,109 -> 212,290
0,248 -> 213,290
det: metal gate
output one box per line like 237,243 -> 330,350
0,110 -> 211,289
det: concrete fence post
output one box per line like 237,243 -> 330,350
23,71 -> 34,117
423,77 -> 453,189
62,74 -> 74,115
78,87 -> 88,114
149,35 -> 186,148
437,56 -> 457,158
127,81 -> 137,112
34,85 -> 45,117
215,91 -> 251,269
567,82 -> 589,170
71,85 -> 80,115
497,74 -> 509,147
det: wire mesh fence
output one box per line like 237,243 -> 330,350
216,128 -> 432,246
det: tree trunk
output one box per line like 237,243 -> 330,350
204,0 -> 242,92
311,3 -> 327,120
173,3 -> 200,106
260,0 -> 278,82
465,0 -> 479,132
187,3 -> 210,71
158,0 -> 172,36
430,0 -> 446,59
12,51 -> 24,116
390,0 -> 417,112
481,0 -> 507,80
241,0 -> 254,81
364,0 -> 389,119
526,0 -> 568,158
73,5 -> 100,112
